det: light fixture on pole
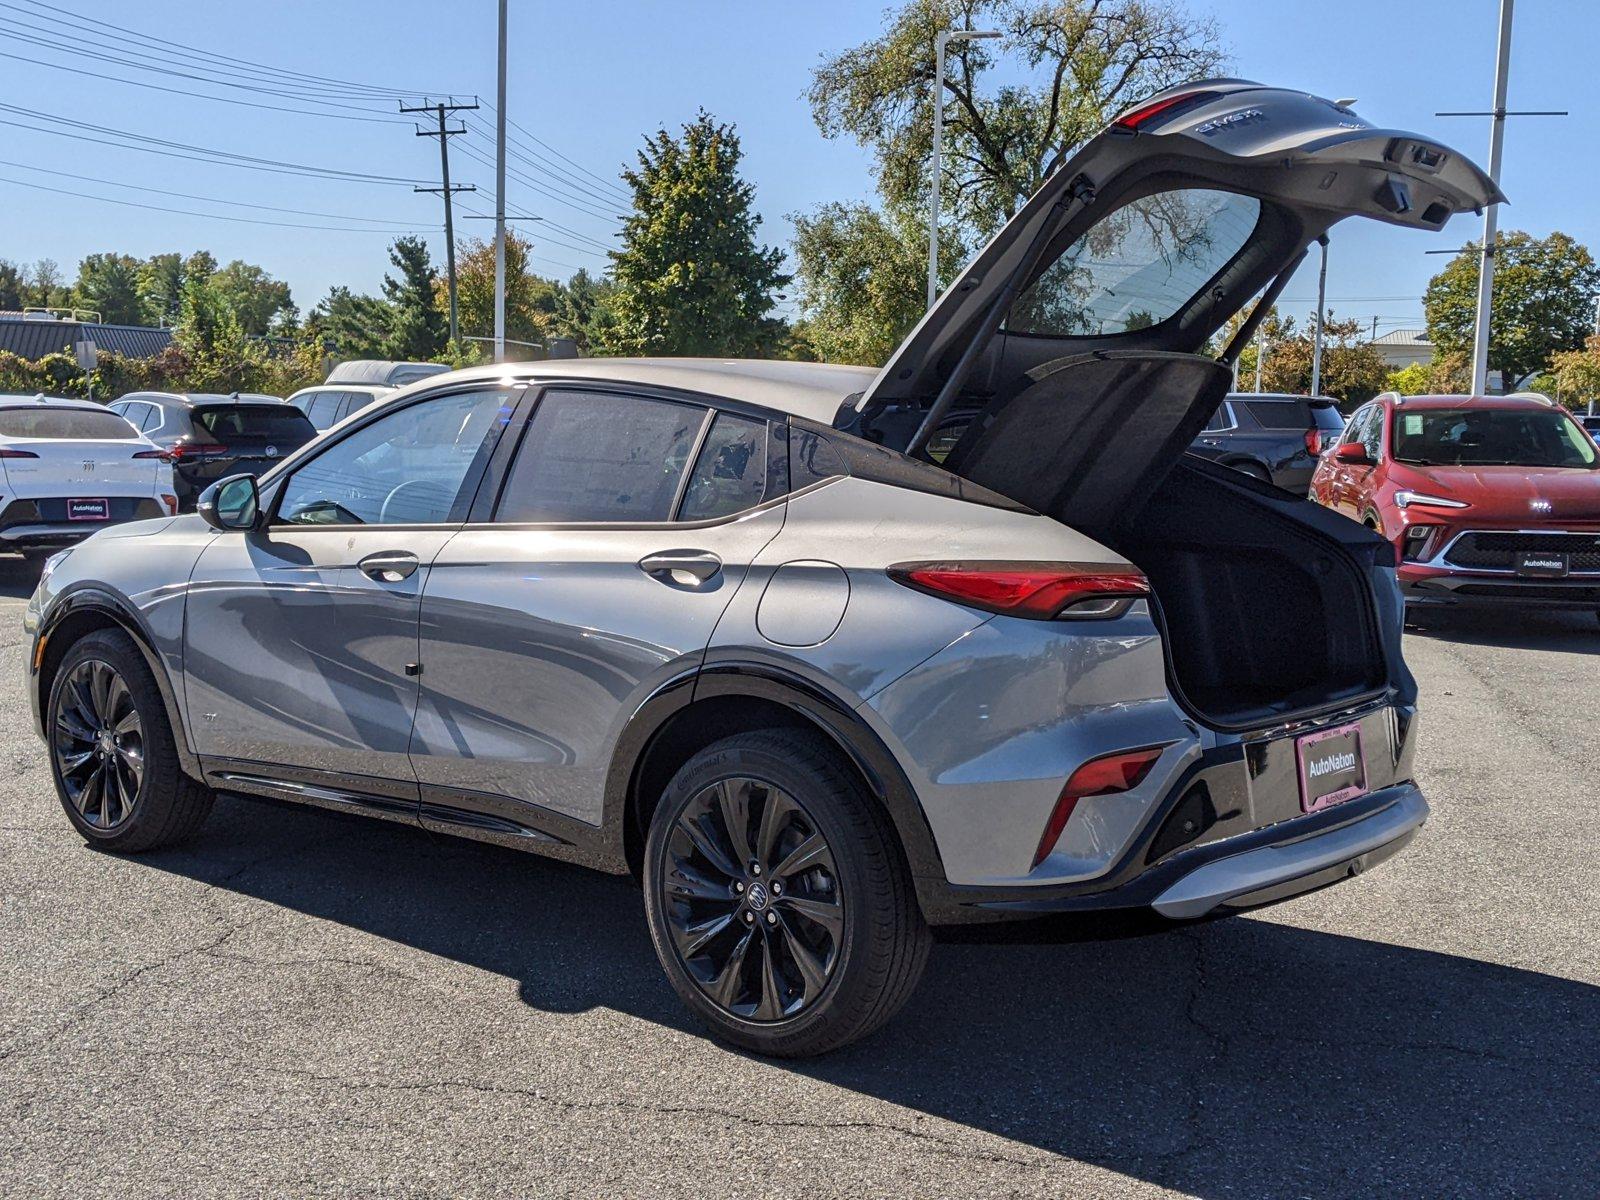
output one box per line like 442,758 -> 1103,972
928,28 -> 1000,309
494,0 -> 508,364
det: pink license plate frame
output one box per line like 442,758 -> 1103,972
1295,720 -> 1368,814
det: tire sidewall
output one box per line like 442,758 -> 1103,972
643,738 -> 882,1052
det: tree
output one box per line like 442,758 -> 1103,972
607,111 -> 790,357
790,202 -> 927,364
25,259 -> 70,309
381,236 -> 447,360
138,253 -> 187,326
1551,334 -> 1600,410
72,253 -> 145,324
1257,312 -> 1389,403
810,0 -> 1224,237
1423,230 -> 1600,390
550,267 -> 619,353
209,260 -> 295,337
306,286 -> 393,358
174,268 -> 263,393
446,230 -> 562,356
0,260 -> 24,311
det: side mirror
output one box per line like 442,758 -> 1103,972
197,473 -> 261,531
1332,442 -> 1374,466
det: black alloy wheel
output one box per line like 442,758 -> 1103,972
661,775 -> 844,1022
52,658 -> 145,831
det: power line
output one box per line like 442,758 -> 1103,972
0,173 -> 431,233
468,108 -> 630,208
456,139 -> 623,226
403,99 -> 479,343
501,109 -> 632,202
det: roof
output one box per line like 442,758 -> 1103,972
1370,328 -> 1432,347
0,393 -> 105,410
289,383 -> 392,399
326,360 -> 452,386
1226,392 -> 1339,403
121,391 -> 286,406
410,357 -> 880,424
1383,393 -> 1558,411
0,316 -> 173,361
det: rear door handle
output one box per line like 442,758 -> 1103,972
358,550 -> 420,582
638,550 -> 722,585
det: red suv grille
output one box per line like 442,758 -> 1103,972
1447,531 -> 1600,573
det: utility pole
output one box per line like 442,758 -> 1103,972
494,0 -> 508,363
1470,0 -> 1514,396
402,99 -> 479,345
1310,236 -> 1328,397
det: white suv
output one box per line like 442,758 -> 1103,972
0,395 -> 175,557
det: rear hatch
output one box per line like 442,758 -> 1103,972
182,404 -> 316,485
842,79 -> 1497,730
0,404 -> 165,500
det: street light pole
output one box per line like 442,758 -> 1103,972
1471,0 -> 1514,395
928,28 -> 999,309
1310,236 -> 1328,396
493,0 -> 508,364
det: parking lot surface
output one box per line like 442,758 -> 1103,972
1,557 -> 1595,1199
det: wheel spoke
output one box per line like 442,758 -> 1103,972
777,915 -> 830,999
779,894 -> 844,937
679,812 -> 741,880
78,762 -> 103,819
105,765 -> 126,826
664,861 -> 733,902
56,706 -> 96,742
753,932 -> 785,1020
58,749 -> 96,777
89,661 -> 113,723
771,833 -> 832,881
112,707 -> 141,738
675,910 -> 735,959
715,779 -> 755,866
755,788 -> 795,868
105,673 -> 132,727
709,928 -> 754,1007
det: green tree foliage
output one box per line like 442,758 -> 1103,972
0,260 -> 26,311
447,231 -> 563,358
1550,334 -> 1600,409
209,260 -> 296,336
789,202 -> 928,365
1423,230 -> 1600,390
607,111 -> 789,357
72,253 -> 145,324
381,236 -> 447,360
137,253 -> 187,326
306,286 -> 394,358
1383,361 -> 1433,395
1256,312 -> 1390,404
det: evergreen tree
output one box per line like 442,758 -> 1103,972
381,236 -> 447,360
608,111 -> 789,357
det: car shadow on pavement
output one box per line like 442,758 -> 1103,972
1407,607 -> 1599,654
136,792 -> 1599,1198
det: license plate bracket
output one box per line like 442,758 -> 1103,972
1515,550 -> 1568,578
67,498 -> 109,521
1295,721 -> 1367,813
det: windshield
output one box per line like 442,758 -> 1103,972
0,407 -> 138,439
1391,407 -> 1598,469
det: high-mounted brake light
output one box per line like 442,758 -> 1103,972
0,448 -> 39,459
1033,746 -> 1167,868
1112,90 -> 1216,131
888,561 -> 1150,620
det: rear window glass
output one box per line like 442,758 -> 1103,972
1009,188 -> 1262,337
1312,402 -> 1347,431
0,407 -> 138,439
1238,400 -> 1312,430
194,405 -> 315,442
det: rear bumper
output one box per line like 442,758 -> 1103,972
0,497 -> 166,550
930,782 -> 1426,921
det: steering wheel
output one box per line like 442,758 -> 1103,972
379,479 -> 454,524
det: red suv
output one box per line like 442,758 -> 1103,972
1310,393 -> 1600,621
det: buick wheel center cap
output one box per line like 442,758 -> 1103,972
746,881 -> 771,911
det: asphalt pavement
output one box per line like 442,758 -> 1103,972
1,554 -> 1595,1199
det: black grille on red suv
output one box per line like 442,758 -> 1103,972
1446,531 -> 1600,573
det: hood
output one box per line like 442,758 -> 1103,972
1394,463 -> 1600,522
847,80 -> 1500,526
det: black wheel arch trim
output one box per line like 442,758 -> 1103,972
32,584 -> 203,781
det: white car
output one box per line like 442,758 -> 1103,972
286,383 -> 393,433
0,395 -> 176,558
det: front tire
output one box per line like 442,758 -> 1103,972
643,730 -> 930,1057
46,628 -> 214,852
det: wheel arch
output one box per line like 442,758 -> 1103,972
607,663 -> 948,911
34,588 -> 202,781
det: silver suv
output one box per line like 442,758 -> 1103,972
24,82 -> 1497,1056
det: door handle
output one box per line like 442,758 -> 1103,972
638,549 -> 722,585
358,550 -> 420,582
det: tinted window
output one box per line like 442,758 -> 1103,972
679,413 -> 769,521
276,389 -> 512,525
1391,407 -> 1597,469
1201,403 -> 1232,432
298,392 -> 339,430
137,403 -> 162,432
194,405 -> 315,444
1312,402 -> 1347,432
1010,189 -> 1262,336
1358,406 -> 1384,460
1238,400 -> 1310,430
496,390 -> 703,523
0,407 -> 139,439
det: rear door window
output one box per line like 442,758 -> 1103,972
0,408 -> 140,439
678,413 -> 769,521
495,390 -> 706,523
1201,403 -> 1233,432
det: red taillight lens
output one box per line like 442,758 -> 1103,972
168,442 -> 228,460
888,561 -> 1150,620
1112,90 -> 1216,131
1305,429 -> 1323,455
1033,746 -> 1167,868
0,448 -> 40,459
132,449 -> 172,461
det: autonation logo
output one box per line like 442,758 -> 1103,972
1309,751 -> 1357,779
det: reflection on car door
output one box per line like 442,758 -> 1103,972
408,390 -> 786,834
181,386 -> 519,790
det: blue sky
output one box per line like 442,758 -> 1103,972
1,0 -> 1593,339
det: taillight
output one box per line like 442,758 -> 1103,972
168,442 -> 229,460
888,561 -> 1150,620
132,449 -> 172,462
1304,429 -> 1323,455
1112,90 -> 1217,131
159,493 -> 178,515
1034,746 -> 1167,868
0,448 -> 39,459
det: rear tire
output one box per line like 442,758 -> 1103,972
643,729 -> 930,1058
46,628 -> 214,853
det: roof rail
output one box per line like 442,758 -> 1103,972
1374,390 -> 1404,406
1504,390 -> 1555,406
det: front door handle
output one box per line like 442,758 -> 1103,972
358,550 -> 420,582
638,549 -> 722,585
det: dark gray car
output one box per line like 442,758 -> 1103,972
28,80 -> 1498,1057
1191,393 -> 1347,491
